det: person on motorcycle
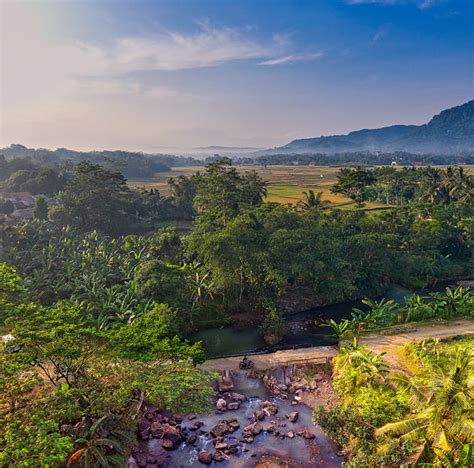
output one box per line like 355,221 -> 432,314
239,356 -> 253,369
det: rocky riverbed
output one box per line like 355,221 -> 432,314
128,365 -> 342,467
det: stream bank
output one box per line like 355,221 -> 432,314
130,367 -> 342,467
191,283 -> 455,358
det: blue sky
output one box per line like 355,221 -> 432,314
1,0 -> 472,151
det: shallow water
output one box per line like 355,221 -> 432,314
164,371 -> 343,467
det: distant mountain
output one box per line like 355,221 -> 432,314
258,100 -> 474,155
194,146 -> 262,152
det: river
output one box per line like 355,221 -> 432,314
190,284 -> 452,358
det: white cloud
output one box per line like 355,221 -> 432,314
107,24 -> 273,72
259,52 -> 323,66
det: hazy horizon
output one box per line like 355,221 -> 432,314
1,0 -> 473,152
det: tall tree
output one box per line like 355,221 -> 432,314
194,158 -> 243,226
33,195 -> 48,220
50,161 -> 132,235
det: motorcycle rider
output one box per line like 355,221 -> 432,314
240,355 -> 253,369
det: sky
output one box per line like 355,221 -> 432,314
0,0 -> 473,152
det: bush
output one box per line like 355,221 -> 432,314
260,302 -> 285,336
0,413 -> 74,467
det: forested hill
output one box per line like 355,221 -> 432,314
259,100 -> 474,155
0,144 -> 199,179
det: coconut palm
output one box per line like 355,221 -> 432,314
376,349 -> 474,464
298,190 -> 330,210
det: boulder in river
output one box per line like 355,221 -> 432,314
228,418 -> 240,431
216,398 -> 227,411
227,401 -> 241,410
261,401 -> 278,416
162,425 -> 182,447
287,411 -> 299,423
229,392 -> 246,402
161,439 -> 174,450
301,429 -> 316,440
198,451 -> 213,464
211,421 -> 230,438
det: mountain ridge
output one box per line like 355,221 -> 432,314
257,100 -> 474,155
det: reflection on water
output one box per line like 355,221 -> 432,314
191,283 -> 457,358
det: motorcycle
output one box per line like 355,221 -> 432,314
239,357 -> 254,369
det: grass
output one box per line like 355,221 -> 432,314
129,164 -> 383,208
129,164 -> 474,209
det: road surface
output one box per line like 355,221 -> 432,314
200,319 -> 474,372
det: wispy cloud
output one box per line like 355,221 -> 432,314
346,0 -> 439,8
372,24 -> 390,43
107,24 -> 273,72
259,52 -> 323,66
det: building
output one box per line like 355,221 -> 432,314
6,192 -> 36,219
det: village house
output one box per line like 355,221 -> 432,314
1,192 -> 58,221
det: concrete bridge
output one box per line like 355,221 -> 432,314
200,319 -> 474,372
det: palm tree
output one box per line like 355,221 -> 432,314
298,190 -> 330,210
376,349 -> 473,464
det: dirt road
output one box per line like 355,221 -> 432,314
200,320 -> 474,372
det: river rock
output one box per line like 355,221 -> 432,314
287,431 -> 295,438
216,398 -> 227,411
287,412 -> 299,423
139,417 -> 151,431
215,442 -> 228,450
162,425 -> 181,447
229,392 -> 246,402
228,419 -> 240,431
186,435 -> 197,445
253,409 -> 265,421
301,430 -> 315,439
213,451 -> 226,463
243,421 -> 263,436
211,421 -> 230,438
192,421 -> 204,431
228,443 -> 239,454
161,439 -> 174,450
252,422 -> 263,435
198,451 -> 213,464
261,401 -> 278,416
150,421 -> 163,437
227,401 -> 240,410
